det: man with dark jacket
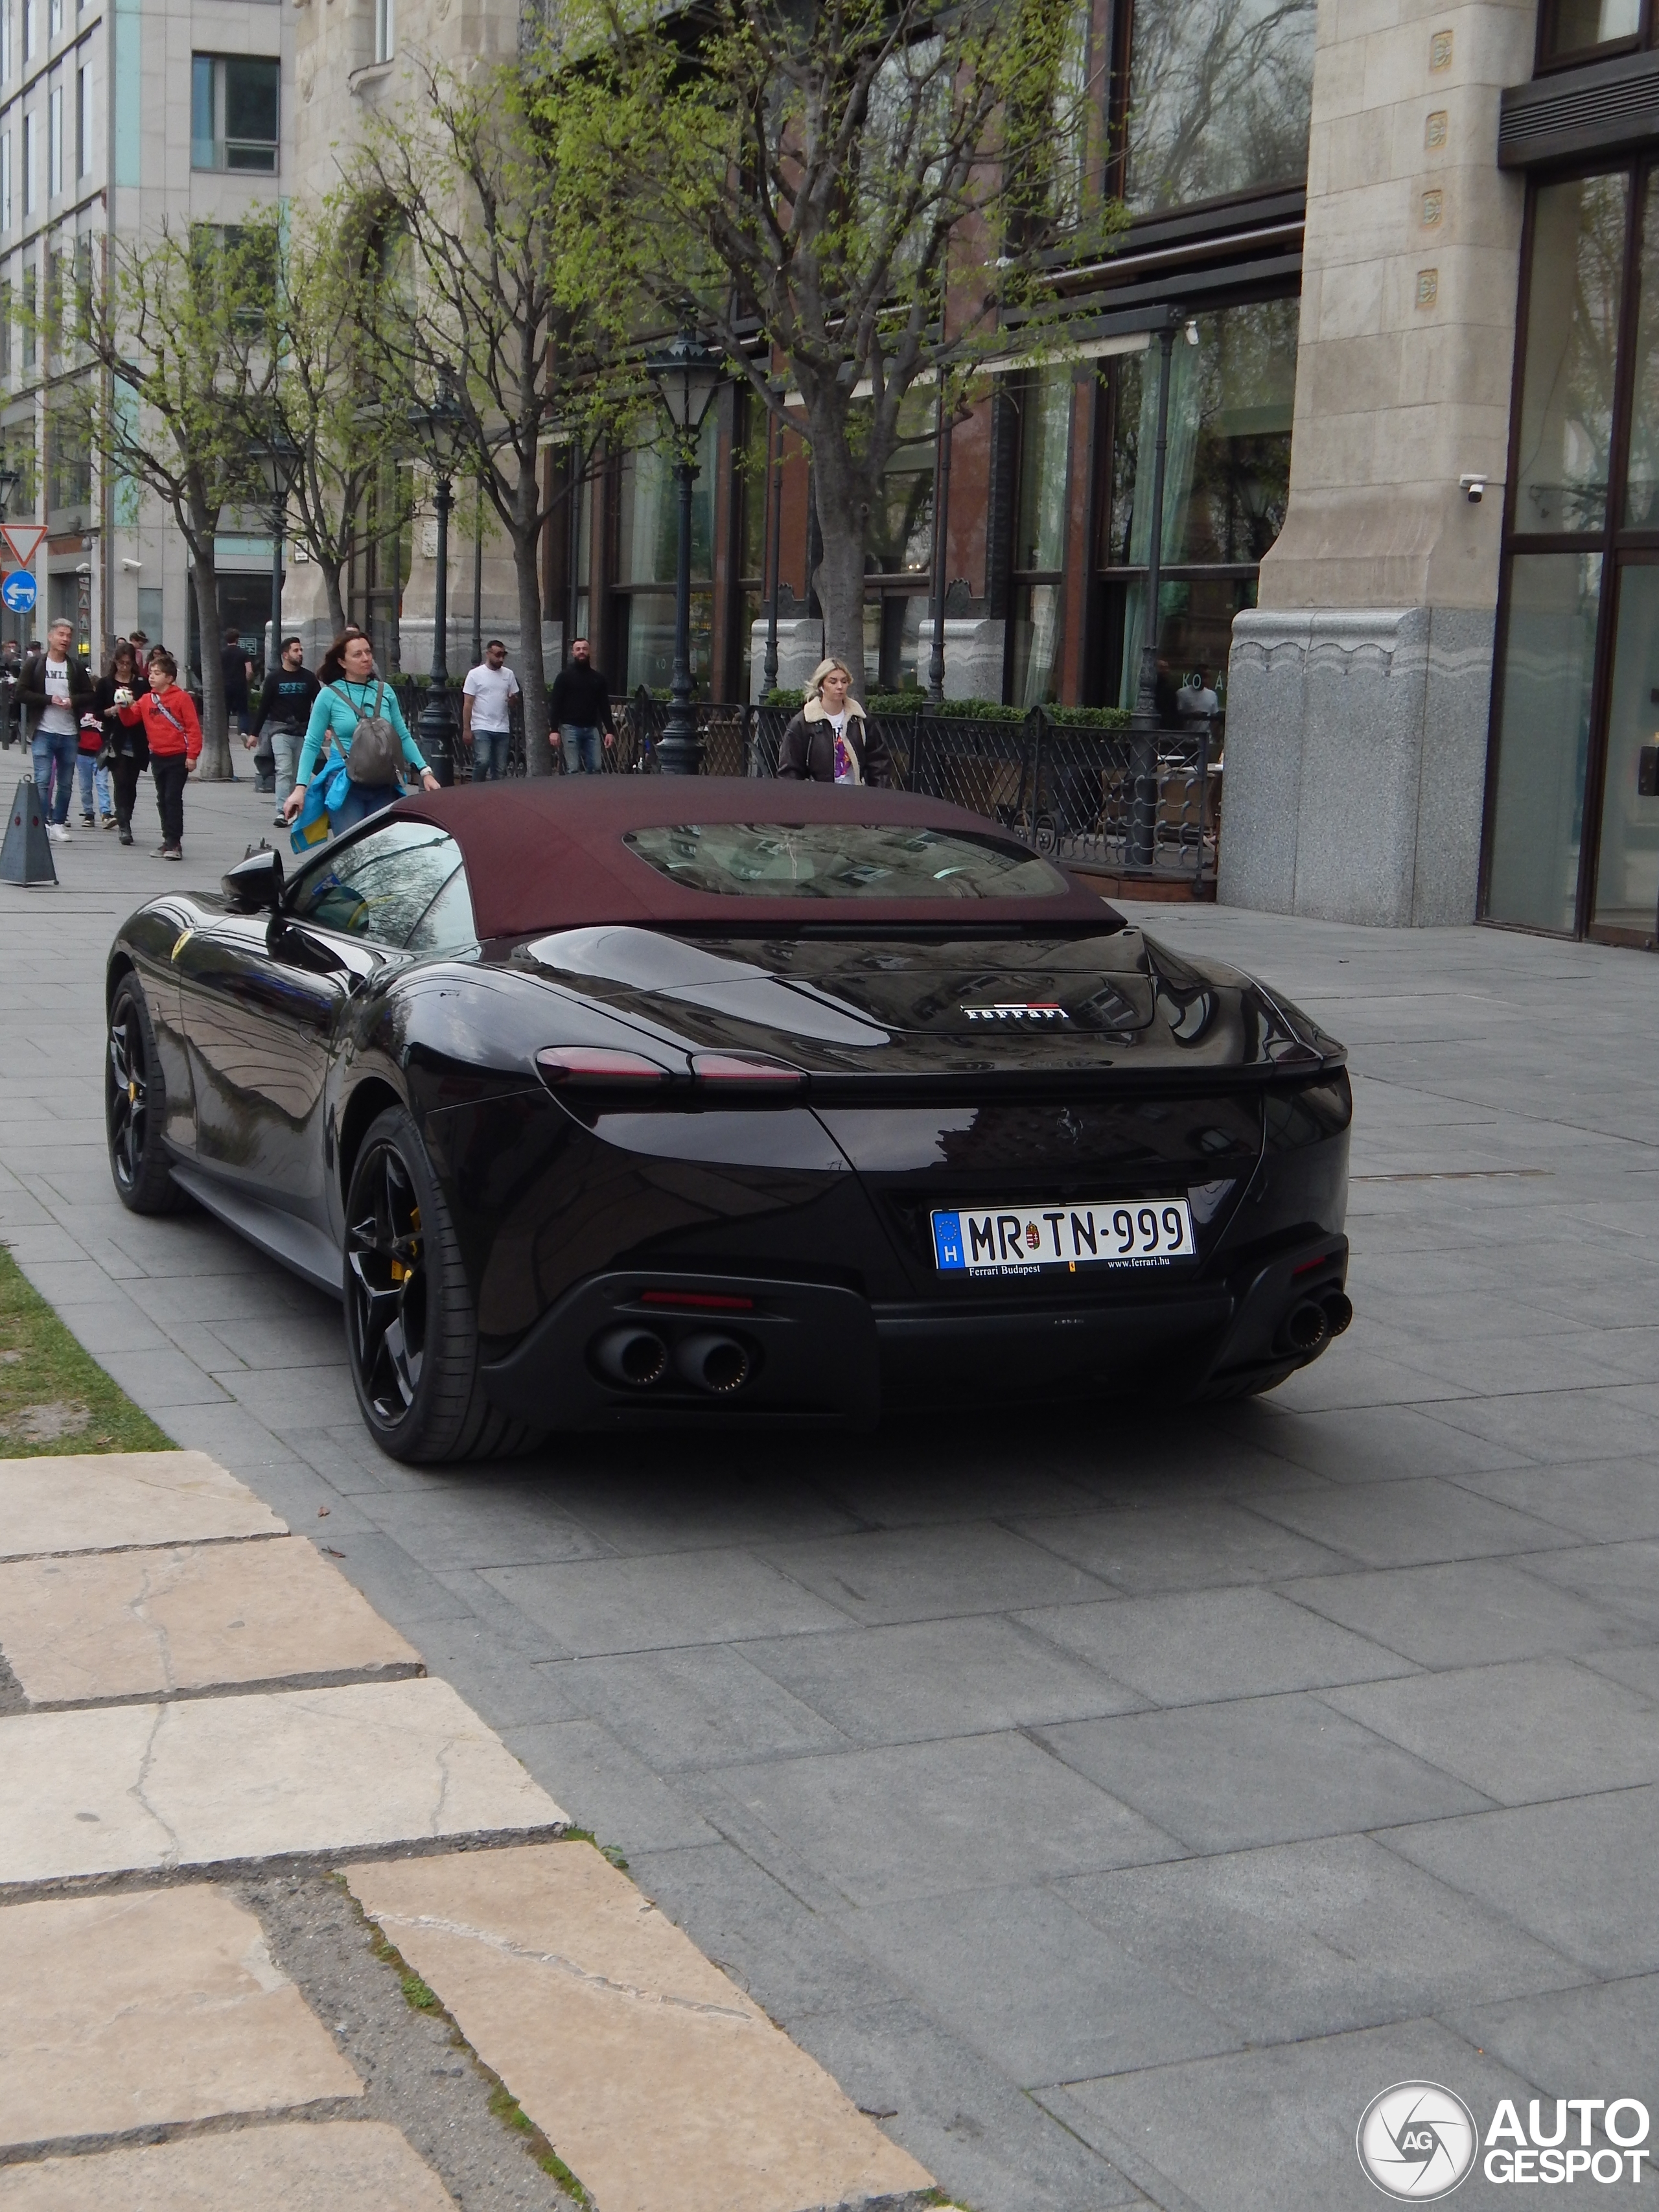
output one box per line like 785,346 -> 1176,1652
548,639 -> 616,773
19,620 -> 95,839
255,637 -> 321,826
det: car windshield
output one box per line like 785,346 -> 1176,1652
623,822 -> 1069,900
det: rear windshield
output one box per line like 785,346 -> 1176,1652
623,822 -> 1069,900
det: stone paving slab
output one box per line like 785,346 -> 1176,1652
0,1535 -> 421,1705
0,1450 -> 284,1558
0,1886 -> 360,2146
347,1841 -> 933,2212
0,2121 -> 456,2209
0,1679 -> 566,1885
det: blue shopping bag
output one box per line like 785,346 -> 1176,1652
288,756 -> 352,855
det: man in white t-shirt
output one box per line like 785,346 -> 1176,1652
460,640 -> 520,782
21,619 -> 93,841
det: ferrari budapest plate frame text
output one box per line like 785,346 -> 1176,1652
931,1198 -> 1198,1279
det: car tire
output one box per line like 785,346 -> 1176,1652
343,1104 -> 543,1465
106,973 -> 187,1215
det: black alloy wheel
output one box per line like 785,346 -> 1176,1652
343,1104 -> 541,1465
106,975 -> 185,1213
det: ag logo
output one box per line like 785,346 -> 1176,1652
1357,2082 -> 1478,2200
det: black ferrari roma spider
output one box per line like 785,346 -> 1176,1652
104,778 -> 1351,1462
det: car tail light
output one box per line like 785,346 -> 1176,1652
690,1053 -> 806,1090
537,1046 -> 672,1089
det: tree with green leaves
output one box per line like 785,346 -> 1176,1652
351,58 -> 642,771
67,221 -> 280,779
561,0 -> 1120,680
266,204 -> 416,642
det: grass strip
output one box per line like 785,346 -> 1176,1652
0,1241 -> 174,1454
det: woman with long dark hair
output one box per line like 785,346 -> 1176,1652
281,630 -> 438,833
93,640 -> 148,846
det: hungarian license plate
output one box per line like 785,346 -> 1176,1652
931,1198 -> 1196,1277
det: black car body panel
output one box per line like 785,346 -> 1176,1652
104,785 -> 1352,1432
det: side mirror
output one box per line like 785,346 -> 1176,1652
222,844 -> 284,913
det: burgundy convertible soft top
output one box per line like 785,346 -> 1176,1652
390,776 -> 1116,940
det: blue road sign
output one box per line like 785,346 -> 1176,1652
1,572 -> 38,614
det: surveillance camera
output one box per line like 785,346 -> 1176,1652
1459,473 -> 1486,504
120,557 -> 143,572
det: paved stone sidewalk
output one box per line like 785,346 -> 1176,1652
3,773 -> 1659,2209
0,1445 -> 933,2209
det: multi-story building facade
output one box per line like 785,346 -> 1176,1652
295,0 -> 1659,946
0,0 -> 292,666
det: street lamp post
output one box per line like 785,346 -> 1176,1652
1128,317 -> 1178,869
471,476 -> 483,670
409,375 -> 468,787
927,386 -> 953,706
259,432 -> 299,730
762,401 -> 784,697
644,328 -> 726,776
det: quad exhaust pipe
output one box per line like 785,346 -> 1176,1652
591,1325 -> 753,1395
1277,1288 -> 1354,1362
592,1327 -> 669,1388
675,1333 -> 752,1395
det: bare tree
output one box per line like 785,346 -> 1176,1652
568,0 -> 1120,676
352,60 -> 638,770
70,222 -> 278,778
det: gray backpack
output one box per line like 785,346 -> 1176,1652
331,680 -> 404,786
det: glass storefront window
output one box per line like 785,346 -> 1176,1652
1624,174 -> 1659,528
616,413 -> 718,586
865,387 -> 936,577
1487,552 -> 1603,934
1540,0 -> 1640,64
1514,174 -> 1629,535
619,590 -> 713,696
1106,302 -> 1296,570
1593,563 -> 1659,933
1104,301 -> 1294,706
1009,366 -> 1073,708
1124,0 -> 1316,215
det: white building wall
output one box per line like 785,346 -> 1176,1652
0,0 -> 292,673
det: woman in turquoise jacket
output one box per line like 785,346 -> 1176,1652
280,630 -> 439,833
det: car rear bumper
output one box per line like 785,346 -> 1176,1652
476,1234 -> 1349,1430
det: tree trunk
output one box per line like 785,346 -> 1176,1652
511,514 -> 553,778
802,423 -> 870,682
189,542 -> 231,782
320,561 -> 347,638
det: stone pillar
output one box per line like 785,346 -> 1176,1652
1219,0 -> 1535,925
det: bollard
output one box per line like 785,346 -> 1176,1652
0,775 -> 56,885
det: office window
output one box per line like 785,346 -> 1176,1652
21,262 -> 34,367
46,0 -> 58,36
374,0 -> 392,62
1124,0 -> 1317,214
75,64 -> 87,178
190,55 -> 278,173
0,281 -> 10,378
71,229 -> 87,331
47,85 -> 60,198
23,111 -> 35,215
23,0 -> 34,60
1542,0 -> 1642,61
1,134 -> 11,232
1,1 -> 11,85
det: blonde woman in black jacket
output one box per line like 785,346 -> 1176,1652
776,657 -> 889,784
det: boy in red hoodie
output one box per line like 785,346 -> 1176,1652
117,649 -> 202,859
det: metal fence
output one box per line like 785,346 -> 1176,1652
397,681 -> 1217,889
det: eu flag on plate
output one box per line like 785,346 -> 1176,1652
932,1211 -> 964,1270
